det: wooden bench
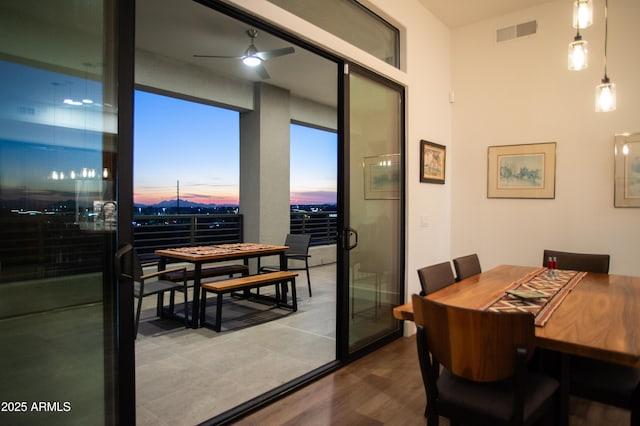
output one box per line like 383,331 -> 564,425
162,264 -> 249,283
200,271 -> 298,332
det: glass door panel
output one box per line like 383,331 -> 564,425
0,1 -> 120,424
346,68 -> 404,353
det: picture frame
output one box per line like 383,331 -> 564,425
614,132 -> 640,207
363,153 -> 400,199
420,140 -> 446,184
487,142 -> 556,199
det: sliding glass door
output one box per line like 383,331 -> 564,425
343,65 -> 405,355
0,1 -> 132,424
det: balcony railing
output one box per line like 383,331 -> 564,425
133,211 -> 337,262
290,211 -> 337,246
133,214 -> 243,262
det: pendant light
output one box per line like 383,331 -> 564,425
573,0 -> 594,29
595,0 -> 616,112
568,0 -> 590,70
568,28 -> 588,70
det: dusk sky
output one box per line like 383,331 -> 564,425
134,90 -> 337,206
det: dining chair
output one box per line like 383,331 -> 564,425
542,250 -> 639,424
452,253 -> 482,281
541,249 -> 610,273
417,261 -> 455,296
116,244 -> 189,338
260,233 -> 312,297
412,294 -> 559,426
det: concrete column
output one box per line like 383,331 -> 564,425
239,82 -> 291,246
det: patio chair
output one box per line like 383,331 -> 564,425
116,244 -> 189,337
260,233 -> 312,297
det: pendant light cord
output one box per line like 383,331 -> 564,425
574,1 -> 582,39
603,0 -> 609,79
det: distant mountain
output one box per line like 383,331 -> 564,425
138,199 -> 238,208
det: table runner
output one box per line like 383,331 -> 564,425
480,267 -> 587,326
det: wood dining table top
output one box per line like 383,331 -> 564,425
394,264 -> 640,367
155,243 -> 288,263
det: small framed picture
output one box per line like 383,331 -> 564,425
420,140 -> 446,184
487,142 -> 556,199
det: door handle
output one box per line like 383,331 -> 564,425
115,243 -> 134,280
344,227 -> 358,251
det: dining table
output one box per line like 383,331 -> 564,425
393,264 -> 640,425
155,243 -> 288,328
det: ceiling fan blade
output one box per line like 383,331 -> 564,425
256,46 -> 295,61
255,63 -> 270,80
193,54 -> 242,59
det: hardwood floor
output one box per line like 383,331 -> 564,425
235,335 -> 631,426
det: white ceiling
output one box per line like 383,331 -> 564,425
417,0 -> 557,28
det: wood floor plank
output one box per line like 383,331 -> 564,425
235,335 -> 631,426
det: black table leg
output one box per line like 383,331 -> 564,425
191,262 -> 202,328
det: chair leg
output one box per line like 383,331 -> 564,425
135,296 -> 143,338
168,290 -> 175,313
199,289 -> 207,326
426,410 -> 439,426
305,260 -> 312,297
215,293 -> 223,332
291,277 -> 298,311
631,404 -> 640,426
183,288 -> 188,327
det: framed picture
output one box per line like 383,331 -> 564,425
487,142 -> 556,199
420,140 -> 446,184
614,132 -> 640,207
363,153 -> 400,199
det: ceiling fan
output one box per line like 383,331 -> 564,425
194,29 -> 295,80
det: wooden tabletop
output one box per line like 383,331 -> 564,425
394,264 -> 640,367
155,243 -> 288,262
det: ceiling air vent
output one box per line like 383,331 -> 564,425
496,20 -> 537,43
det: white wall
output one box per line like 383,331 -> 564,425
450,0 -> 640,276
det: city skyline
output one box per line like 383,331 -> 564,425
134,90 -> 337,206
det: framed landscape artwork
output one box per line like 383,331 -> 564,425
614,132 -> 640,207
420,140 -> 446,184
363,153 -> 400,199
487,142 -> 556,199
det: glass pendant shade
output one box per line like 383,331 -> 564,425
595,78 -> 616,112
568,36 -> 588,70
573,0 -> 593,29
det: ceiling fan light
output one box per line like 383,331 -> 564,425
242,56 -> 261,67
